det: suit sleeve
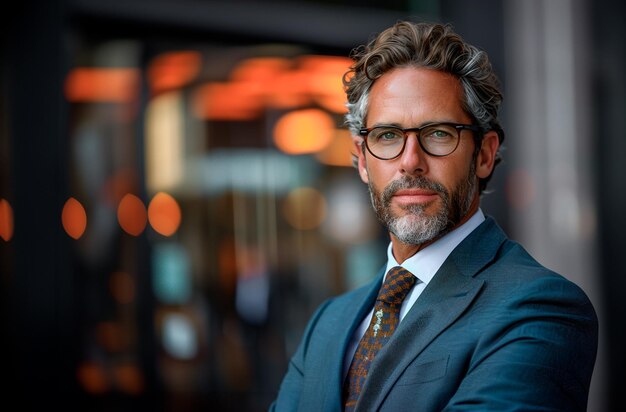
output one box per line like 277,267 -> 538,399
269,298 -> 333,412
443,275 -> 598,411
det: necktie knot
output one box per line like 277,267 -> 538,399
377,266 -> 416,305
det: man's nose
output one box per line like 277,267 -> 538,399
399,133 -> 427,176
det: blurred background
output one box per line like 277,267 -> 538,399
0,0 -> 622,410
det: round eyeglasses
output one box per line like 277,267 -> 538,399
359,122 -> 484,160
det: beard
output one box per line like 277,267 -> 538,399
367,163 -> 477,246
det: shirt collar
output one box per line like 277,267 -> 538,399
385,209 -> 485,285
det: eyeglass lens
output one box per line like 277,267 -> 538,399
366,124 -> 460,158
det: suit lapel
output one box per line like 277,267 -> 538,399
315,267 -> 385,411
355,217 -> 507,411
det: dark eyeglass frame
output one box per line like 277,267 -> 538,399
359,122 -> 485,160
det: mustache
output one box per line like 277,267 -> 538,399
381,176 -> 448,206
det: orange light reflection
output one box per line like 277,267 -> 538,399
0,198 -> 14,241
117,193 -> 147,236
193,82 -> 263,120
148,192 -> 181,236
77,361 -> 110,394
62,197 -> 87,240
148,51 -> 201,94
65,68 -> 140,103
274,109 -> 335,154
300,55 -> 352,113
315,129 -> 354,167
113,363 -> 144,395
267,70 -> 310,108
193,54 -> 351,120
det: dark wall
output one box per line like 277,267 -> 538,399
3,0 -> 77,407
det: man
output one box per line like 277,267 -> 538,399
270,21 -> 598,411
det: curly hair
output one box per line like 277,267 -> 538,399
343,21 -> 504,193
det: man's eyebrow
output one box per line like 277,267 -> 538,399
368,120 -> 455,129
368,122 -> 403,128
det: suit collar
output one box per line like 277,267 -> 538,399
444,216 -> 507,278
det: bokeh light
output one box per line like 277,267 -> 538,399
161,312 -> 198,360
300,55 -> 352,113
77,362 -> 110,395
192,55 -> 349,121
321,175 -> 379,244
231,57 -> 307,109
315,129 -> 354,167
282,187 -> 327,230
193,82 -> 264,121
148,51 -> 201,94
117,193 -> 147,236
148,192 -> 182,236
273,109 -> 335,155
152,242 -> 191,304
0,198 -> 14,241
113,363 -> 144,395
64,68 -> 140,103
62,197 -> 87,240
145,92 -> 184,192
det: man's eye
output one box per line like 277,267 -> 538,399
373,129 -> 403,141
422,128 -> 455,142
431,130 -> 452,138
380,131 -> 400,140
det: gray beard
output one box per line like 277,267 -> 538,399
368,164 -> 477,246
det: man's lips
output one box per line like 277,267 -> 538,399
392,189 -> 439,205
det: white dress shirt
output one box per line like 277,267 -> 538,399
342,209 -> 486,379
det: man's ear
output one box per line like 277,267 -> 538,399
475,131 -> 500,179
352,136 -> 369,184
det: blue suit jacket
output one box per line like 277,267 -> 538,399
270,217 -> 598,411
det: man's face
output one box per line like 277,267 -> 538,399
354,67 -> 493,246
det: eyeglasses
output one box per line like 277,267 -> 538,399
359,122 -> 484,160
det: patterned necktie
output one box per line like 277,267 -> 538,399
343,266 -> 416,411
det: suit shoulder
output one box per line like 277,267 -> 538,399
491,238 -> 571,282
483,239 -> 596,317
